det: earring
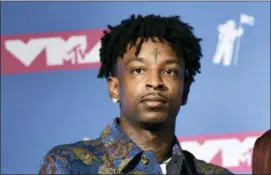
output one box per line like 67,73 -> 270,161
112,98 -> 119,103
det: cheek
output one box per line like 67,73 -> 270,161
120,74 -> 144,95
174,85 -> 184,101
164,81 -> 184,105
119,83 -> 142,111
164,78 -> 184,94
119,79 -> 141,100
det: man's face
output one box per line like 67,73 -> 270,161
108,39 -> 185,129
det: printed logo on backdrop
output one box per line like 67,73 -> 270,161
213,13 -> 255,67
179,131 -> 263,173
1,30 -> 103,74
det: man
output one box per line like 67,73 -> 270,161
39,14 -> 233,174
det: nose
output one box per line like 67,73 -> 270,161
146,71 -> 164,90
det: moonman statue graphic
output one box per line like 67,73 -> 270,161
213,20 -> 244,66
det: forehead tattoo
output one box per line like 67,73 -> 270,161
151,48 -> 161,64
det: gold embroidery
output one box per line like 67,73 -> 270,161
198,163 -> 226,174
133,170 -> 147,174
72,148 -> 99,165
98,165 -> 119,174
101,125 -> 112,138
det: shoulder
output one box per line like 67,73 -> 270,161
39,138 -> 103,174
183,150 -> 234,175
44,138 -> 103,159
195,159 -> 234,174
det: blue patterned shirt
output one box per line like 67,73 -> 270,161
39,118 -> 233,174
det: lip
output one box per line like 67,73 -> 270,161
141,95 -> 167,107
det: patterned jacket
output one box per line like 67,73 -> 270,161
39,118 -> 233,174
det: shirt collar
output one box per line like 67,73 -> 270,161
100,118 -> 184,173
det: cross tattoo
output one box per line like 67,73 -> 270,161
151,48 -> 161,64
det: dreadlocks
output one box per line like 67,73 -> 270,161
97,14 -> 202,93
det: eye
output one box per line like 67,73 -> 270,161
163,69 -> 178,75
131,67 -> 146,74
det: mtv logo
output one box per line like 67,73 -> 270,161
1,30 -> 103,74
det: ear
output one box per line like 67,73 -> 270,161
108,76 -> 120,102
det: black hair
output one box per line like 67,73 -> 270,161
97,14 -> 202,104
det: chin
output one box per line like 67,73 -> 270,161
139,113 -> 168,131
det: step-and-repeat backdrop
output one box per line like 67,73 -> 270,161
1,2 -> 270,174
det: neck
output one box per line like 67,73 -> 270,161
119,116 -> 175,163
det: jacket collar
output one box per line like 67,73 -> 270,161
100,118 -> 184,173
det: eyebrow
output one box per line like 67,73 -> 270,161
163,59 -> 181,65
124,57 -> 182,66
124,57 -> 147,66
